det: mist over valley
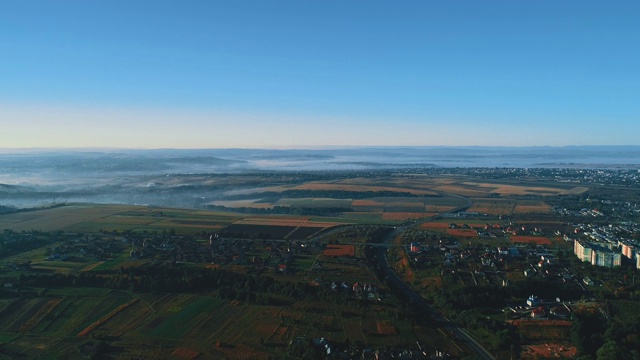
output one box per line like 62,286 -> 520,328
1,146 -> 639,209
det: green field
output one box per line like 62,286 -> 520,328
148,296 -> 224,339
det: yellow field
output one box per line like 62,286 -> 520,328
463,182 -> 587,196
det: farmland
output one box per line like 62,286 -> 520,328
4,169 -> 640,359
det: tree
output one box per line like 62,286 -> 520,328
596,341 -> 622,360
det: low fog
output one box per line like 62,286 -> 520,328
1,147 -> 639,209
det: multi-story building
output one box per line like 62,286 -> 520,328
574,240 -> 621,268
621,242 -> 636,260
574,240 -> 593,262
591,250 -> 621,267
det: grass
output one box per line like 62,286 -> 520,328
292,255 -> 316,270
610,300 -> 640,323
0,333 -> 16,342
91,252 -> 131,271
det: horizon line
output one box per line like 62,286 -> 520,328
1,144 -> 640,152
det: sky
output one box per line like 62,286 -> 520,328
1,0 -> 639,149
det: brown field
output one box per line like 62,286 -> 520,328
447,229 -> 478,237
420,222 -> 452,229
513,319 -> 572,342
522,344 -> 577,359
511,235 -> 552,246
352,199 -> 385,207
433,184 -> 492,197
322,245 -> 355,257
376,321 -> 397,335
172,347 -> 202,359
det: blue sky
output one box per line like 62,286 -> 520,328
1,1 -> 639,148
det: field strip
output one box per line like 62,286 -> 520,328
19,298 -> 63,333
77,298 -> 139,337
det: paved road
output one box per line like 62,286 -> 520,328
371,225 -> 497,360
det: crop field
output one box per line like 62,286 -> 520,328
285,226 -> 326,240
260,180 -> 437,195
513,200 -> 552,214
512,319 -> 572,341
231,216 -> 309,226
428,178 -> 589,198
29,259 -> 88,274
276,198 -> 353,208
322,244 -> 356,257
420,222 -> 454,229
511,235 -> 553,246
433,184 -> 493,197
0,290 -> 133,339
147,296 -> 224,339
0,204 -> 245,234
91,253 -> 132,271
220,224 -> 298,239
447,229 -> 478,237
0,204 -> 134,232
381,212 -> 436,221
333,212 -> 386,223
468,198 -> 517,215
424,204 -> 458,212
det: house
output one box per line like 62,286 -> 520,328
531,306 -> 546,318
527,295 -> 541,307
550,306 -> 571,319
524,269 -> 534,277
